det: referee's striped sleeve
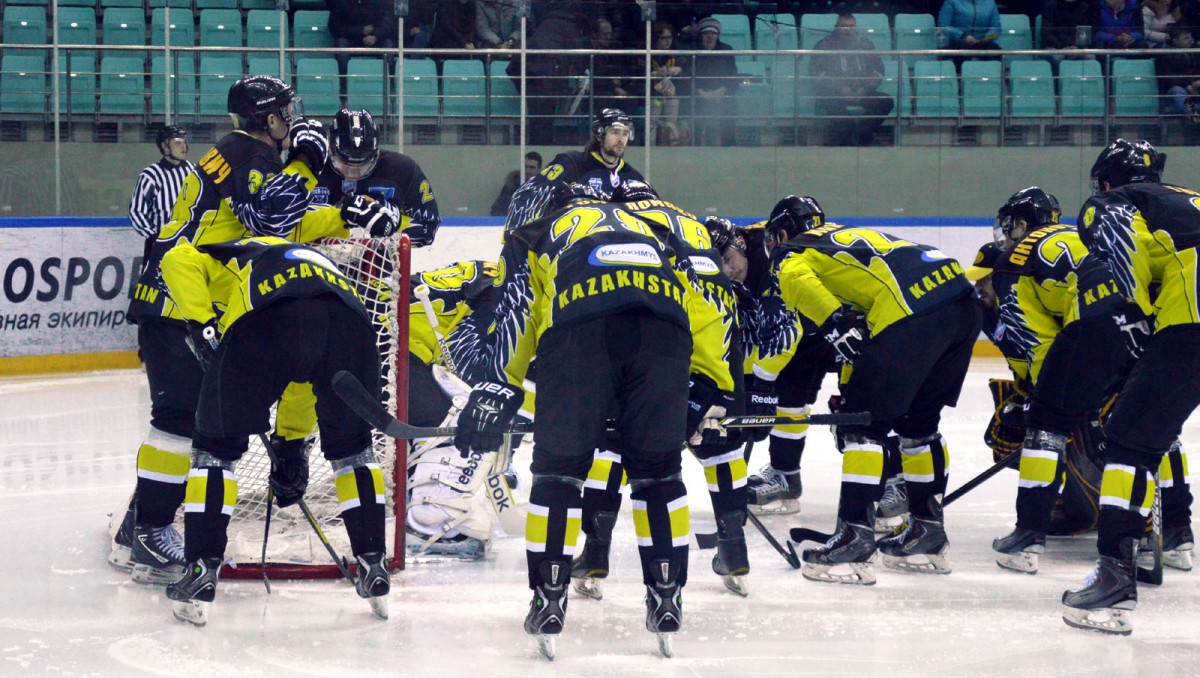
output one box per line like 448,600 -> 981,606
128,161 -> 195,238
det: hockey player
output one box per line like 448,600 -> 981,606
157,237 -> 389,626
315,109 -> 442,247
1062,139 -> 1200,635
453,182 -> 736,658
504,108 -> 646,229
765,195 -> 980,585
129,125 -> 196,255
114,75 -> 397,585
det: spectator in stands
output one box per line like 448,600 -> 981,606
606,1 -> 653,48
1157,25 -> 1200,119
432,0 -> 478,54
690,16 -> 740,146
1143,0 -> 1182,47
327,0 -> 396,75
811,13 -> 894,146
1040,0 -> 1097,70
490,151 -> 543,216
476,0 -> 521,50
1096,0 -> 1147,49
403,0 -> 436,49
589,18 -> 639,114
508,0 -> 589,143
937,0 -> 1002,64
651,21 -> 689,146
660,0 -> 720,45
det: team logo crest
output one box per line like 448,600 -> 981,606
588,177 -> 605,194
1083,207 -> 1095,227
311,186 -> 330,205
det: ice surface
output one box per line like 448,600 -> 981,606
2,360 -> 1198,677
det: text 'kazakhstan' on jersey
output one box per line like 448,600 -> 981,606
504,150 -> 645,231
989,223 -> 1123,384
1078,181 -> 1200,330
314,151 -> 442,247
771,223 -> 972,334
160,236 -> 368,335
409,260 -> 498,367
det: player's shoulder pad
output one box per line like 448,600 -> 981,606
995,222 -> 1073,275
376,149 -> 418,175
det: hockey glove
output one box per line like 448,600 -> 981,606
687,373 -> 736,448
287,118 -> 329,172
985,378 -> 1027,465
455,381 -> 523,457
341,194 -> 401,237
267,435 -> 310,508
819,308 -> 867,364
1113,305 -> 1153,359
184,318 -> 220,371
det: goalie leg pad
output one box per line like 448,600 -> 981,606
406,437 -> 496,559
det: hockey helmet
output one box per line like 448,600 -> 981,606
547,181 -> 603,214
1089,138 -> 1166,194
704,216 -> 740,254
611,179 -> 658,203
227,75 -> 299,132
994,186 -> 1061,251
155,125 -> 188,155
764,195 -> 824,256
592,108 -> 635,142
330,109 -> 380,181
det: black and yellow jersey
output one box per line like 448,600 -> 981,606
160,237 -> 367,335
731,222 -> 802,380
1078,181 -> 1200,330
128,131 -> 350,324
314,150 -> 441,247
505,150 -> 645,229
771,223 -> 972,334
990,223 -> 1124,384
409,260 -> 498,366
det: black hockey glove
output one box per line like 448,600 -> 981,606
819,308 -> 867,364
687,373 -> 736,448
743,374 -> 777,443
267,435 -> 310,508
184,318 -> 220,371
1113,305 -> 1153,359
342,194 -> 401,237
287,118 -> 329,172
455,381 -> 523,457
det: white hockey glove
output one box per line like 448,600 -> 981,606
287,118 -> 329,172
686,373 -> 735,448
342,194 -> 401,237
184,318 -> 220,370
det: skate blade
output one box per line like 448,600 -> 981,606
748,498 -> 800,516
535,634 -> 556,661
1164,549 -> 1194,571
572,576 -> 604,601
873,514 -> 906,533
131,563 -> 185,585
881,551 -> 951,574
720,573 -> 749,597
801,561 -> 876,586
656,632 -> 675,658
995,551 -> 1039,575
171,599 -> 208,627
108,546 -> 133,572
1062,605 -> 1133,636
368,595 -> 389,620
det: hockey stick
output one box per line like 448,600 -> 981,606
1136,470 -> 1164,586
943,447 -> 1021,507
747,511 -> 801,569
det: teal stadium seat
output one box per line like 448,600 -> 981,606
753,13 -> 798,54
295,56 -> 340,116
1,53 -> 47,114
101,8 -> 145,45
879,58 -> 909,117
961,59 -> 1001,117
799,13 -> 836,49
770,52 -> 805,118
151,7 -> 196,47
488,59 -> 520,117
4,6 -> 48,49
293,10 -> 333,49
442,59 -> 486,117
199,10 -> 243,47
246,54 -> 290,81
1112,58 -> 1159,116
997,14 -> 1033,59
148,0 -> 192,10
399,57 -> 438,117
345,57 -> 387,114
4,0 -> 48,8
1059,59 -> 1105,117
151,52 -> 197,115
57,7 -> 98,57
99,0 -> 146,10
242,0 -> 279,10
1008,59 -> 1055,117
854,13 -> 891,52
913,59 -> 958,117
196,0 -> 238,10
893,13 -> 936,51
246,10 -> 287,49
58,52 -> 98,114
709,13 -> 752,51
99,54 -> 145,114
736,59 -> 771,120
197,54 -> 242,115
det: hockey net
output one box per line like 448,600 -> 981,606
216,233 -> 410,579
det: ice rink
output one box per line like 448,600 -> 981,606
2,358 -> 1198,677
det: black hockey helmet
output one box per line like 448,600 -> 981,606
592,107 -> 635,142
227,75 -> 298,132
1090,138 -> 1166,194
330,109 -> 380,181
155,125 -> 187,154
611,179 -> 658,203
704,216 -> 740,254
764,195 -> 824,255
994,186 -> 1061,250
547,181 -> 603,213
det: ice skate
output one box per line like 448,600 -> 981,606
1141,525 -> 1195,572
130,523 -> 187,585
644,558 -> 683,658
165,557 -> 222,627
878,499 -> 951,574
797,519 -> 877,585
354,552 -> 390,620
107,494 -> 137,572
747,465 -> 801,515
711,510 -> 750,597
404,525 -> 489,562
525,559 -> 570,660
571,511 -> 616,600
874,476 -> 908,532
1062,540 -> 1137,636
992,526 -> 1046,574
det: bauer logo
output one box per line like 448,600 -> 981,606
688,255 -> 720,275
285,248 -> 341,275
588,244 -> 661,267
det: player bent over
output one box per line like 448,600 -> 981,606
1062,140 -> 1200,635
158,237 -> 390,626
454,185 -> 735,658
765,196 -> 979,584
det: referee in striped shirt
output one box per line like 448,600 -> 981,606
128,125 -> 196,243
